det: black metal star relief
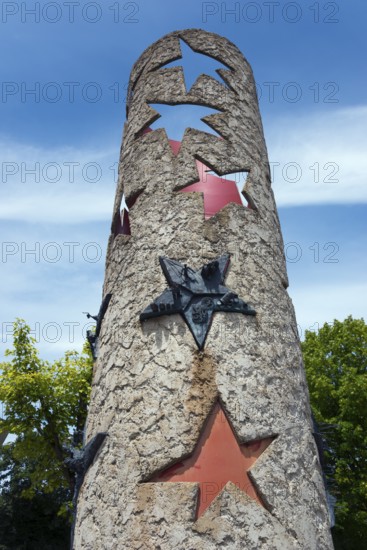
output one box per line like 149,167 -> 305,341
140,255 -> 256,349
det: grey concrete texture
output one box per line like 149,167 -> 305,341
74,29 -> 334,549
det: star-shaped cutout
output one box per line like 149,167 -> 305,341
147,403 -> 275,518
148,103 -> 221,142
137,128 -> 254,214
140,255 -> 255,349
157,38 -> 231,92
181,159 -> 251,219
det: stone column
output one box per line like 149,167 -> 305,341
73,29 -> 334,549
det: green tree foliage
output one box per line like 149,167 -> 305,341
0,319 -> 93,548
302,316 -> 367,550
0,442 -> 70,550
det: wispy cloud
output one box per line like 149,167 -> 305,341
0,139 -> 117,223
266,105 -> 367,206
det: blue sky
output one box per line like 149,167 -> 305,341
1,0 -> 366,360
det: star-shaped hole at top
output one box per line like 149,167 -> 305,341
156,38 -> 233,93
147,103 -> 222,142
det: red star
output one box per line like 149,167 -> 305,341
149,403 -> 275,518
180,159 -> 246,219
131,129 -> 251,223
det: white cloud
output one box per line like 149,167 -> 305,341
266,105 -> 367,206
0,139 -> 117,223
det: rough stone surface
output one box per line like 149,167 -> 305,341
74,29 -> 334,549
